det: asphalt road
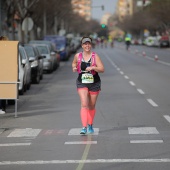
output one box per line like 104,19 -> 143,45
1,43 -> 170,170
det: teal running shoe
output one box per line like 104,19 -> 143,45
88,124 -> 94,134
80,127 -> 87,134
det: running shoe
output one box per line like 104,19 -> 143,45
88,124 -> 94,134
80,127 -> 87,134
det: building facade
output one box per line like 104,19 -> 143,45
71,0 -> 92,21
116,0 -> 134,21
116,0 -> 151,21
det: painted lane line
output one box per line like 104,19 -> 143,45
124,75 -> 129,79
147,99 -> 158,107
2,159 -> 170,165
158,60 -> 170,66
130,140 -> 163,144
120,71 -> 124,75
128,127 -> 159,134
65,141 -> 97,145
164,115 -> 170,123
145,56 -> 170,66
76,135 -> 92,170
129,81 -> 135,86
137,89 -> 145,94
0,143 -> 31,146
102,53 -> 116,67
117,68 -> 120,71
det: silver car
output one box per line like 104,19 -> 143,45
29,40 -> 59,70
23,44 -> 44,84
33,44 -> 55,73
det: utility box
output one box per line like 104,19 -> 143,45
0,41 -> 19,116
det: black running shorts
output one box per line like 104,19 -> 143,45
76,80 -> 101,92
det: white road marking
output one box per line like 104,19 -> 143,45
128,127 -> 159,134
130,140 -> 163,143
120,71 -> 124,75
147,99 -> 158,107
8,128 -> 41,137
137,89 -> 145,94
158,60 -> 170,66
129,81 -> 135,86
1,159 -> 170,165
65,141 -> 97,145
145,56 -> 170,66
103,53 -> 116,67
124,75 -> 129,79
164,115 -> 170,123
146,55 -> 170,65
0,143 -> 31,146
0,129 -> 5,135
68,128 -> 99,135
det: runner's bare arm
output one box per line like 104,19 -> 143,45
72,54 -> 78,72
85,54 -> 104,73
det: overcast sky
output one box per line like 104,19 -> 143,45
91,0 -> 118,21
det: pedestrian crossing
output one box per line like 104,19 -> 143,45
7,128 -> 41,137
0,126 -> 165,147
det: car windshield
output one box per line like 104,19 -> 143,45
36,46 -> 48,54
24,46 -> 35,58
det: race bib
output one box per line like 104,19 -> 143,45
81,73 -> 94,83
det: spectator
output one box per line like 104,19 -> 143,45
0,36 -> 9,114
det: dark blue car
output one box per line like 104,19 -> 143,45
44,35 -> 69,61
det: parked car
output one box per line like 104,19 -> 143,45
23,44 -> 44,84
31,44 -> 55,73
43,35 -> 70,61
131,38 -> 142,45
70,37 -> 81,53
159,35 -> 170,48
144,36 -> 159,47
29,40 -> 60,70
18,45 -> 31,95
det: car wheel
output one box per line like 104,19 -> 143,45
34,72 -> 40,84
27,82 -> 31,90
24,83 -> 27,92
40,71 -> 43,80
47,68 -> 53,73
40,74 -> 43,80
19,84 -> 24,95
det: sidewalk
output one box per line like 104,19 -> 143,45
0,102 -> 19,129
